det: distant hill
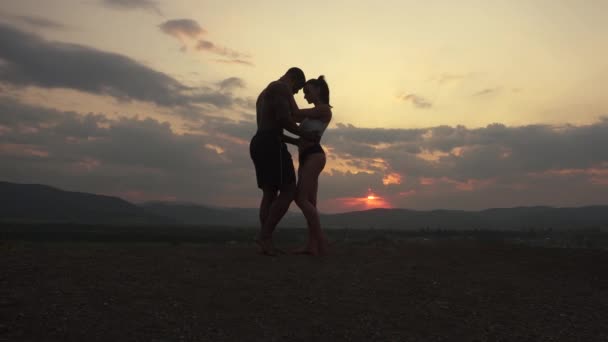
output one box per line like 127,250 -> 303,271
306,206 -> 608,230
0,181 -> 173,224
142,202 -> 608,230
140,202 -> 260,227
2,181 -> 608,229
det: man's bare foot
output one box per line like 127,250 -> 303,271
318,239 -> 329,256
273,247 -> 287,255
255,237 -> 277,256
291,245 -> 313,255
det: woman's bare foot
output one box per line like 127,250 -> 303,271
318,238 -> 329,256
291,244 -> 315,255
306,240 -> 322,256
293,237 -> 330,256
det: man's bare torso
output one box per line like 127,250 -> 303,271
255,81 -> 291,134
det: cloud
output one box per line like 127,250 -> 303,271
101,0 -> 162,15
159,18 -> 253,66
217,77 -> 246,91
213,59 -> 255,66
327,119 -> 608,177
196,40 -> 251,60
398,94 -> 432,109
473,87 -> 501,97
0,98 -> 258,205
159,19 -> 206,41
319,118 -> 608,209
0,13 -> 69,30
2,95 -> 608,211
0,23 -> 244,114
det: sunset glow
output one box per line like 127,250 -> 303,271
324,194 -> 393,213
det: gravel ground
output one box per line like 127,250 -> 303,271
1,238 -> 608,341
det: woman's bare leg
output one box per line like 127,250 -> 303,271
294,153 -> 327,255
292,166 -> 313,254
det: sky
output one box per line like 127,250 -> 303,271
1,0 -> 608,212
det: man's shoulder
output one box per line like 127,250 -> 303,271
317,104 -> 332,113
265,81 -> 290,97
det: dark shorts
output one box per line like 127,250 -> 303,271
250,131 -> 296,190
299,144 -> 325,165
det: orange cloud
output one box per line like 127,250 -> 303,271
451,146 -> 465,157
419,177 -> 435,185
73,158 -> 101,172
542,168 -> 608,177
382,172 -> 402,185
530,167 -> 608,186
418,176 -> 495,191
416,149 -> 450,162
204,144 -> 225,154
0,143 -> 49,157
323,149 -> 389,176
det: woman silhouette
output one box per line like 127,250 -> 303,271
283,76 -> 332,255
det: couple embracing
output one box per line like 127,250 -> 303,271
249,67 -> 332,256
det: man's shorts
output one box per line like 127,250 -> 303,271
250,131 -> 296,190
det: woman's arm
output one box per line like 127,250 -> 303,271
282,83 -> 332,122
295,106 -> 331,121
281,134 -> 300,146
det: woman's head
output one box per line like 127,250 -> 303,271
303,76 -> 331,106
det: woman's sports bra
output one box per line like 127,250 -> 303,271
300,118 -> 329,138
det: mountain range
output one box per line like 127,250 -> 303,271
2,181 -> 608,230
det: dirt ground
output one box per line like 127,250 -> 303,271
1,237 -> 608,342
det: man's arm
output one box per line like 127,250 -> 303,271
267,82 -> 320,141
275,98 -> 321,142
274,96 -> 301,135
286,94 -> 304,123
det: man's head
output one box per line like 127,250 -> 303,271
284,67 -> 306,94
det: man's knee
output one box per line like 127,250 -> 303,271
262,187 -> 278,199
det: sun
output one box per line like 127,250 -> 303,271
367,195 -> 376,200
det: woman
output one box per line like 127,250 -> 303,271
284,76 -> 332,255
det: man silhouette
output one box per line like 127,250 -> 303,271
250,67 -> 314,255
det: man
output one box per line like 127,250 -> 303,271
250,67 -> 315,255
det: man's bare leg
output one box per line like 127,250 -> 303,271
257,183 -> 295,255
256,188 -> 278,255
259,188 -> 277,227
